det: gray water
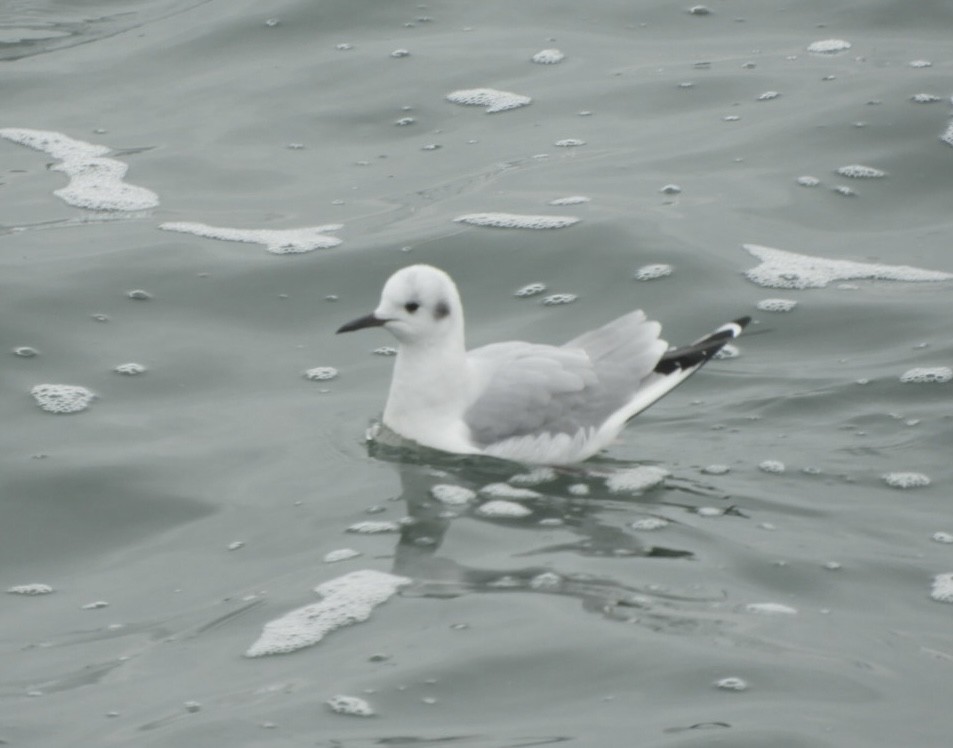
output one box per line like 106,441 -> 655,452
3,1 -> 953,746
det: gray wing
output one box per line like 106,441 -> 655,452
464,311 -> 668,447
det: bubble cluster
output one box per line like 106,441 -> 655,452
531,49 -> 564,64
454,213 -> 579,230
605,466 -> 669,493
246,569 -> 410,656
836,164 -> 886,179
476,500 -> 532,518
346,521 -> 401,534
554,138 -> 586,147
757,91 -> 781,101
756,298 -> 797,312
31,384 -> 94,414
758,460 -> 785,474
514,282 -> 547,298
909,60 -> 932,68
509,467 -> 556,486
807,39 -> 851,53
326,694 -> 376,717
541,293 -> 578,306
305,366 -> 338,381
549,196 -> 590,206
630,517 -> 669,530
446,88 -> 532,113
7,583 -> 54,595
796,176 -> 820,187
430,484 -> 476,505
912,93 -> 941,103
634,264 -> 673,281
743,244 -> 953,289
900,367 -> 951,384
0,128 -> 159,211
373,346 -> 397,356
702,464 -> 730,475
932,532 -> 953,544
480,483 -> 541,499
931,573 -> 953,604
114,362 -> 146,375
882,472 -> 931,489
160,222 -> 342,254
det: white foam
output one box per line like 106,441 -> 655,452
714,344 -> 739,360
882,472 -> 931,489
807,39 -> 851,53
548,195 -> 590,206
446,88 -> 532,113
114,362 -> 146,375
31,384 -> 94,414
568,483 -> 590,496
529,572 -> 562,590
246,569 -> 410,656
909,60 -> 932,68
660,184 -> 682,194
305,366 -> 338,381
323,548 -> 361,563
702,464 -> 730,475
757,91 -> 781,101
941,123 -> 953,148
697,507 -> 723,517
160,222 -> 342,254
514,282 -> 547,298
745,602 -> 797,615
509,467 -> 557,486
832,185 -> 856,197
7,583 -> 54,595
605,466 -> 669,493
932,532 -> 953,544
931,573 -> 953,603
531,48 -> 565,64
480,483 -> 541,500
326,694 -> 376,717
430,484 -> 476,505
715,676 -> 749,691
743,244 -> 953,289
756,298 -> 798,312
0,128 -> 159,211
476,500 -> 532,518
634,264 -> 673,281
796,176 -> 820,187
454,213 -> 579,230
836,164 -> 886,179
912,93 -> 941,103
346,521 -> 401,534
541,293 -> 578,306
900,367 -> 951,384
630,517 -> 669,531
554,138 -> 585,147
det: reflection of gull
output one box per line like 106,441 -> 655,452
338,265 -> 748,465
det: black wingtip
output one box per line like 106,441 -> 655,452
654,315 -> 750,375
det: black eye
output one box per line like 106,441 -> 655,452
404,301 -> 420,313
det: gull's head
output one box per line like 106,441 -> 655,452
337,264 -> 464,346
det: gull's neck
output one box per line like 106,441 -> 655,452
382,332 -> 475,452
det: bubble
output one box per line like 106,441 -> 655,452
7,583 -> 54,595
823,561 -> 842,571
345,521 -> 401,534
659,184 -> 682,194
633,264 -> 673,282
931,573 -> 953,604
630,517 -> 669,530
807,39 -> 851,53
446,88 -> 531,113
395,117 -> 416,126
509,467 -> 557,486
714,344 -> 739,360
476,500 -> 532,518
13,346 -> 39,357
480,483 -> 541,499
264,18 -> 280,27
114,362 -> 146,375
715,676 -> 748,691
31,384 -> 94,414
454,213 -> 579,229
702,464 -> 730,475
757,91 -> 781,101
549,195 -> 590,205
305,366 -> 338,381
758,460 -> 785,474
227,541 -> 245,551
324,548 -> 361,563
246,569 -> 411,656
688,5 -> 712,15
430,484 -> 476,505
796,176 -> 820,187
373,346 -> 397,356
514,282 -> 547,298
531,48 -> 565,64
184,701 -> 202,713
745,602 -> 797,615
932,532 -> 953,544
605,466 -> 669,493
541,293 -> 578,306
836,164 -> 886,179
832,185 -> 856,197
160,222 -> 343,254
909,60 -> 932,68
756,298 -> 797,312
882,472 -> 930,489
0,128 -> 160,211
900,367 -> 951,384
335,43 -> 353,50
743,244 -> 953,289
554,138 -> 585,147
390,49 -> 410,58
912,93 -> 941,103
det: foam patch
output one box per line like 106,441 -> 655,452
446,88 -> 531,113
455,213 -> 579,229
160,222 -> 342,254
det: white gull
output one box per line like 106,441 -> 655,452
337,265 -> 748,465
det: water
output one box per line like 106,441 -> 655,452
3,1 -> 953,745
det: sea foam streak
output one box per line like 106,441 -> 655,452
160,222 -> 342,254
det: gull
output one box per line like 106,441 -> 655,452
337,265 -> 749,465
